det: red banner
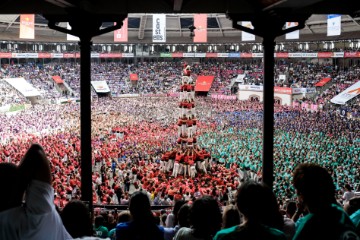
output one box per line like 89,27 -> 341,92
172,53 -> 183,58
52,76 -> 64,84
276,52 -> 289,58
206,53 -> 217,58
344,52 -> 360,58
317,52 -> 333,58
194,14 -> 207,43
274,87 -> 292,94
195,76 -> 214,92
0,53 -> 12,58
114,18 -> 128,42
19,14 -> 35,39
130,74 -> 138,81
240,53 -> 253,58
63,53 -> 75,58
315,77 -> 331,87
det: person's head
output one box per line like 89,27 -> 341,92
95,215 -> 105,228
117,210 -> 131,223
172,200 -> 187,225
0,163 -> 23,212
285,201 -> 297,218
190,196 -> 222,238
344,197 -> 360,216
129,191 -> 152,220
222,204 -> 241,229
293,163 -> 336,211
236,181 -> 283,230
177,204 -> 191,228
61,200 -> 93,238
345,184 -> 353,192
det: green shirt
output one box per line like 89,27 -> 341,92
95,225 -> 109,239
213,224 -> 286,240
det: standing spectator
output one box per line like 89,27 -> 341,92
343,184 -> 356,204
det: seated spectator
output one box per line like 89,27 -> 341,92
222,204 -> 241,229
174,196 -> 222,240
164,204 -> 191,240
109,211 -> 131,240
282,201 -> 296,240
213,181 -> 286,240
292,163 -> 359,240
95,215 -> 109,239
61,200 -> 94,238
0,144 -> 72,240
165,200 -> 187,227
116,191 -> 164,240
344,197 -> 360,235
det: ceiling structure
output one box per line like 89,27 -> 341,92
0,0 -> 359,43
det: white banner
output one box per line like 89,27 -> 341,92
91,81 -> 110,93
332,52 -> 344,58
327,15 -> 341,36
241,21 -> 255,41
330,81 -> 360,104
238,85 -> 263,91
4,78 -> 41,97
67,23 -> 80,41
152,14 -> 166,42
235,74 -> 246,83
217,53 -> 229,58
285,22 -> 299,39
183,53 -> 195,57
195,53 -> 206,57
122,53 -> 134,58
252,53 -> 263,58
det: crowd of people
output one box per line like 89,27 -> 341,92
0,59 -> 359,239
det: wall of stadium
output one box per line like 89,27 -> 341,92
238,90 -> 292,106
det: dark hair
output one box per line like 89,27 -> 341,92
222,204 -> 241,229
177,204 -> 191,228
95,215 -> 105,228
236,181 -> 284,230
172,200 -> 187,225
0,163 -> 22,212
61,200 -> 93,238
285,201 -> 297,217
190,196 -> 222,239
127,191 -> 164,240
293,163 -> 336,208
345,184 -> 353,191
117,210 -> 131,223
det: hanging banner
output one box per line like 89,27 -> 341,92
327,14 -> 341,36
194,14 -> 207,43
19,14 -> 35,39
330,81 -> 360,105
152,14 -> 166,42
241,21 -> 255,41
67,23 -> 80,41
114,18 -> 128,42
285,22 -> 299,40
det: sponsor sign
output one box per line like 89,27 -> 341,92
152,14 -> 166,42
4,78 -> 41,97
242,21 -> 255,41
330,81 -> 360,104
91,81 -> 110,93
114,18 -> 128,42
19,14 -> 35,39
327,14 -> 341,36
285,22 -> 299,39
194,14 -> 207,43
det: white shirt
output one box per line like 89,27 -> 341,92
0,180 -> 72,240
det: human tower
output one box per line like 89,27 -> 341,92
160,64 -> 211,178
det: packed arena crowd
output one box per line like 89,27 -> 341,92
0,59 -> 359,239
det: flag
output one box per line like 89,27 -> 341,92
152,14 -> 166,42
285,22 -> 299,40
194,14 -> 207,43
327,14 -> 341,36
19,14 -> 35,39
114,18 -> 128,42
241,21 -> 255,41
67,23 -> 80,41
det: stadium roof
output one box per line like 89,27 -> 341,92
0,0 -> 359,43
